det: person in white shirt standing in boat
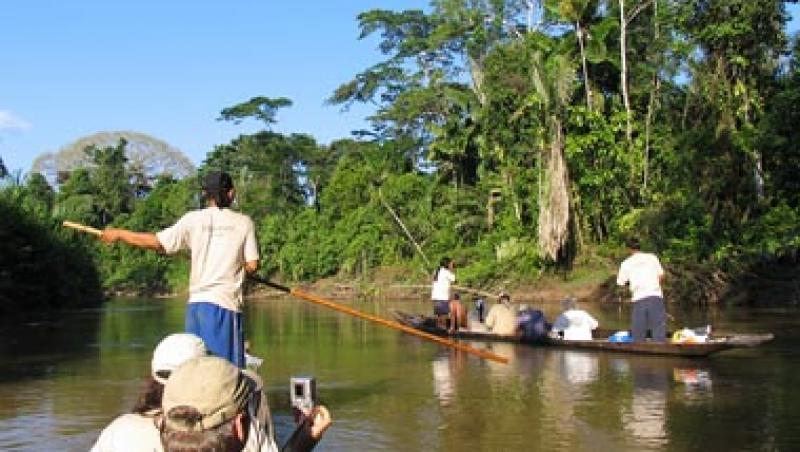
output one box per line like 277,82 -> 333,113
431,257 -> 456,330
100,171 -> 259,367
616,237 -> 667,342
551,297 -> 598,341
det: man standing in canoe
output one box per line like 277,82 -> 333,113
100,171 -> 259,367
431,257 -> 456,330
616,237 -> 666,342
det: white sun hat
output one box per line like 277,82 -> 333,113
151,333 -> 208,384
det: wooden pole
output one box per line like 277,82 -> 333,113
252,276 -> 509,364
63,221 -> 102,237
378,189 -> 432,270
61,220 -> 509,364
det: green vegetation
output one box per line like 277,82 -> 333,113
3,1 -> 800,312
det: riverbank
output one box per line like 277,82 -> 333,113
247,258 -> 800,307
248,258 -> 620,304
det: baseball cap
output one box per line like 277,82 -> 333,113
201,170 -> 234,192
625,237 -> 641,250
151,333 -> 208,385
162,356 -> 258,432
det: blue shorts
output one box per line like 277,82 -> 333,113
185,301 -> 245,368
433,300 -> 450,316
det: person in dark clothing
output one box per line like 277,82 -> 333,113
517,305 -> 550,341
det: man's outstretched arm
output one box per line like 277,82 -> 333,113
101,228 -> 164,252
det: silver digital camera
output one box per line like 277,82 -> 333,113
290,376 -> 317,411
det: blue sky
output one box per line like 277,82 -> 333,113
1,1 -> 798,174
0,0 -> 429,173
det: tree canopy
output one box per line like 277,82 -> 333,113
5,0 -> 800,310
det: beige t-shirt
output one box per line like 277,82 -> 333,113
90,413 -> 161,452
617,251 -> 664,301
485,303 -> 518,335
157,207 -> 258,312
91,409 -> 278,452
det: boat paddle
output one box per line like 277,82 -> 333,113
62,220 -> 510,364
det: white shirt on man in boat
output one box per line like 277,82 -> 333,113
616,251 -> 664,302
431,267 -> 455,302
485,302 -> 518,335
156,206 -> 259,313
552,309 -> 599,341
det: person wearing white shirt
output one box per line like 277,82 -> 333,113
431,257 -> 456,329
552,297 -> 598,341
101,171 -> 259,367
616,238 -> 666,342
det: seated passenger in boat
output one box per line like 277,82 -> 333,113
448,292 -> 469,334
485,292 -> 518,335
551,297 -> 599,341
91,333 -> 216,452
159,356 -> 331,452
517,305 -> 550,340
91,333 -> 329,452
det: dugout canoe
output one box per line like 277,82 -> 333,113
391,311 -> 774,357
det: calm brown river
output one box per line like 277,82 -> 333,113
0,297 -> 798,451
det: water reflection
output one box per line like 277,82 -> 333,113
1,298 -> 795,451
432,352 -> 458,406
559,351 -> 599,386
609,356 -> 716,449
624,361 -> 669,447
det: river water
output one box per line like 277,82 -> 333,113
0,297 -> 798,451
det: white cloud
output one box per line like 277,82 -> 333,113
0,110 -> 32,133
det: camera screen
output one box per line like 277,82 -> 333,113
294,383 -> 305,398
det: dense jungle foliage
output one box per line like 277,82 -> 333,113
3,0 -> 800,313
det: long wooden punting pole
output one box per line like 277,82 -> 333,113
62,220 -> 509,364
63,221 -> 102,237
249,275 -> 509,364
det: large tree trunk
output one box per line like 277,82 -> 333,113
644,0 -> 660,192
576,22 -> 592,111
538,122 -> 571,261
620,0 -> 632,141
469,56 -> 487,106
503,169 -> 522,222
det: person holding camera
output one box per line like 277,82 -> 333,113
159,356 -> 332,452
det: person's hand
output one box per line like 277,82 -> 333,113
309,405 -> 332,440
100,228 -> 122,244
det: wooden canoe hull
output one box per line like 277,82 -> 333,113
391,311 -> 774,357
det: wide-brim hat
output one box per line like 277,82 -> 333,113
162,356 -> 258,432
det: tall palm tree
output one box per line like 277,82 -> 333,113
514,46 -> 577,261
